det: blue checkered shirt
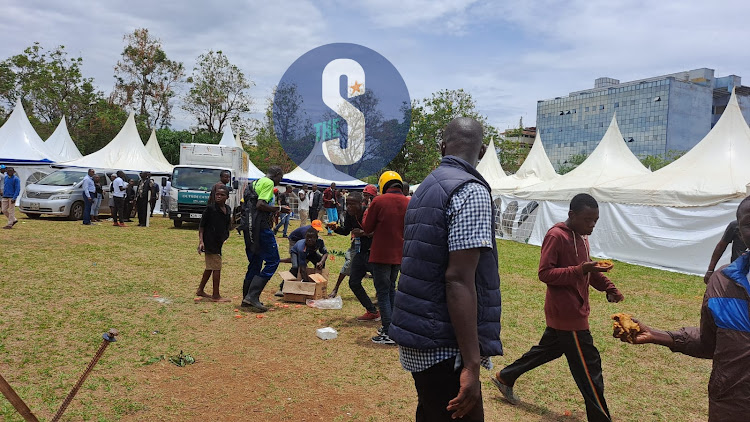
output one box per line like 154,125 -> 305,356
398,182 -> 494,372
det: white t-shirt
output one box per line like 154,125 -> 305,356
162,180 -> 171,197
298,190 -> 310,210
112,177 -> 127,198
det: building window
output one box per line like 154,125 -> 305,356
631,99 -> 636,105
614,102 -> 619,108
599,105 -> 605,110
573,109 -> 576,113
584,124 -> 589,129
585,106 -> 589,112
600,122 -> 604,127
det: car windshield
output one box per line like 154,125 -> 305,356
36,170 -> 87,186
172,168 -> 225,191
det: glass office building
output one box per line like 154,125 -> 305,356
536,68 -> 750,168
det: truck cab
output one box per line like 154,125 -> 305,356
167,143 -> 251,227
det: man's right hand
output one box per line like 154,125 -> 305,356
582,261 -> 608,273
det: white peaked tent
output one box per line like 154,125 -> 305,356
59,112 -> 173,173
145,129 -> 171,167
593,89 -> 750,206
0,98 -> 61,163
514,114 -> 650,200
476,137 -> 507,194
45,116 -> 82,161
282,140 -> 366,188
494,133 -> 559,194
218,123 -> 242,148
235,134 -> 243,148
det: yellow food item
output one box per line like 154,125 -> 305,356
595,260 -> 614,268
612,313 -> 641,343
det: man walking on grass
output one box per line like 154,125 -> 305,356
2,167 -> 20,229
389,117 -> 502,421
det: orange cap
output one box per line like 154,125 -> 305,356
311,220 -> 325,232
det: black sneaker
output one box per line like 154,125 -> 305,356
490,375 -> 520,405
372,333 -> 395,345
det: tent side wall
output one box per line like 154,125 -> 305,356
494,194 -> 735,275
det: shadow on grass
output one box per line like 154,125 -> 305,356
489,396 -> 584,421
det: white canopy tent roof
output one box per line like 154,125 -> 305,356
145,129 -> 172,167
58,112 -> 173,173
218,123 -> 243,148
0,98 -> 61,163
515,114 -> 650,200
494,133 -> 559,194
476,137 -> 508,193
592,89 -> 750,206
282,141 -> 366,188
45,116 -> 82,161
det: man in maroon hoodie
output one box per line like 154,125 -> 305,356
491,193 -> 624,422
363,170 -> 410,345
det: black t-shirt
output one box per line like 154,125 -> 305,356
289,225 -> 312,243
334,208 -> 371,252
200,203 -> 231,255
721,220 -> 748,262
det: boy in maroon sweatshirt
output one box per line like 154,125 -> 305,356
491,193 -> 624,422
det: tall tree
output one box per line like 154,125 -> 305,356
248,94 -> 296,174
183,50 -> 253,134
113,28 -> 184,130
387,89 -> 497,183
0,43 -> 102,135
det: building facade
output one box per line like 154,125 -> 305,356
536,68 -> 750,168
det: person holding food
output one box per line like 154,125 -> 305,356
619,197 -> 750,422
491,193 -> 624,422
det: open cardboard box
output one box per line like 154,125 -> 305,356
280,267 -> 328,303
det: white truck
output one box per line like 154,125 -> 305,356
167,143 -> 251,227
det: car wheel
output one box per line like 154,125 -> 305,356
25,213 -> 42,219
173,219 -> 183,228
69,201 -> 84,220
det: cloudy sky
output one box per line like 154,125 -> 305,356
2,0 -> 749,131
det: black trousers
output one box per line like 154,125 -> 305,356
499,327 -> 611,422
412,356 -> 484,422
113,197 -> 125,223
137,198 -> 148,225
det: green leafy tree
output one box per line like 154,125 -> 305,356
557,153 -> 588,174
388,89 -> 496,183
183,50 -> 254,134
0,43 -> 102,138
639,150 -> 686,171
247,94 -> 296,174
113,28 -> 184,130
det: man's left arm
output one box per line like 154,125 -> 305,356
445,248 -> 482,418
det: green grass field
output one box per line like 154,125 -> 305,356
0,213 -> 711,421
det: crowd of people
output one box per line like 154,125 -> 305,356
4,115 -> 744,421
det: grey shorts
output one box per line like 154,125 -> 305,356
340,248 -> 353,276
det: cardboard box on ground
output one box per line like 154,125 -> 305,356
280,267 -> 328,303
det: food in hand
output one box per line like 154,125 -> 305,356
594,260 -> 614,270
612,313 -> 641,343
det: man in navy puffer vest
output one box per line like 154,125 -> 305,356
390,117 -> 502,422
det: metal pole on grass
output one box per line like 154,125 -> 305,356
0,373 -> 39,422
50,329 -> 118,422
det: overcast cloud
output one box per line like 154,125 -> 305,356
2,0 -> 749,131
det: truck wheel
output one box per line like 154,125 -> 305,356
173,219 -> 183,228
69,201 -> 84,220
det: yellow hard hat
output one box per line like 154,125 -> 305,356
378,171 -> 403,194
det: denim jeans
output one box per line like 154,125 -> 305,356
349,251 -> 376,313
243,228 -> 280,298
325,207 -> 338,234
372,263 -> 400,334
273,212 -> 290,236
82,192 -> 93,224
92,195 -> 102,217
